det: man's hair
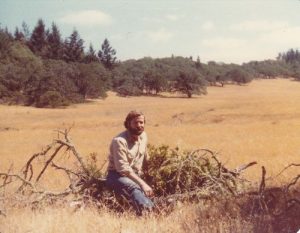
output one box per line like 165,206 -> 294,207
124,110 -> 145,129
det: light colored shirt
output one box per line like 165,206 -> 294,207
107,130 -> 148,174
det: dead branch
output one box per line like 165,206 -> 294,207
259,166 -> 266,195
36,144 -> 65,182
55,139 -> 88,174
234,161 -> 258,174
0,173 -> 36,191
267,163 -> 300,181
23,142 -> 56,180
286,174 -> 300,192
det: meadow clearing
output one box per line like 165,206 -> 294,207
0,78 -> 299,232
1,78 -> 299,181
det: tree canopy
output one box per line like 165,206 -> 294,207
1,19 -> 300,107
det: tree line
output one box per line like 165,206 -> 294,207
0,19 -> 300,107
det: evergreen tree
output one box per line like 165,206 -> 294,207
0,28 -> 12,58
21,21 -> 31,43
46,22 -> 63,59
29,19 -> 47,56
195,56 -> 202,69
84,44 -> 98,63
98,38 -> 117,70
63,29 -> 84,62
14,27 -> 25,41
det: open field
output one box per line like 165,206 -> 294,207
1,78 -> 300,183
0,78 -> 300,233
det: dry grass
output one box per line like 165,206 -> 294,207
0,78 -> 299,232
0,201 -> 255,233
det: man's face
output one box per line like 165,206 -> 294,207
128,115 -> 145,136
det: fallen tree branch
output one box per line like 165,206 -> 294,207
0,173 -> 36,191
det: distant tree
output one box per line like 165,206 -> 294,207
14,27 -> 24,41
116,76 -> 143,96
98,38 -> 117,70
46,22 -> 63,59
21,21 -> 31,41
0,28 -> 13,58
24,59 -> 82,107
29,19 -> 48,56
75,62 -> 110,98
278,48 -> 300,63
3,27 -> 13,40
195,56 -> 202,69
225,68 -> 251,84
63,29 -> 84,62
143,70 -> 166,94
172,69 -> 207,98
84,44 -> 99,63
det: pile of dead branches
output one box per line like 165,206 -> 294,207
0,130 -> 299,219
0,129 -> 114,212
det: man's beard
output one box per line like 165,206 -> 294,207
128,127 -> 143,136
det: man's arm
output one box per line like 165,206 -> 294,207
111,138 -> 153,197
124,171 -> 153,197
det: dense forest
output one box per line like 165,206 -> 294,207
1,19 -> 300,107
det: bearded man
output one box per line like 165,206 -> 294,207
106,111 -> 154,215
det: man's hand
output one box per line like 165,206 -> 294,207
126,171 -> 154,197
141,183 -> 153,197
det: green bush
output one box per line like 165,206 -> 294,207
144,144 -> 243,198
37,90 -> 68,108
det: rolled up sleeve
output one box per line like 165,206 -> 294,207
111,138 -> 133,174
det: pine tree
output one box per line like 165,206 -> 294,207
84,43 -> 98,63
14,27 -> 25,41
21,21 -> 30,41
0,27 -> 12,58
47,22 -> 63,59
195,56 -> 202,69
63,29 -> 84,62
29,19 -> 47,56
98,38 -> 117,69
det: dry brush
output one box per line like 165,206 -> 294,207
0,130 -> 299,232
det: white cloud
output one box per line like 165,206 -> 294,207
199,23 -> 300,64
145,28 -> 173,42
59,10 -> 112,26
230,20 -> 289,32
142,16 -> 162,23
201,21 -> 214,30
165,14 -> 179,21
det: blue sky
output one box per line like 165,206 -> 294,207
1,0 -> 300,64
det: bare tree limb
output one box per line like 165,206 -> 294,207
234,161 -> 257,174
23,142 -> 56,180
0,173 -> 36,191
55,139 -> 88,174
286,174 -> 300,192
36,144 -> 64,182
267,163 -> 300,181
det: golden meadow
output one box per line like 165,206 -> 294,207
1,78 -> 299,183
1,78 -> 300,233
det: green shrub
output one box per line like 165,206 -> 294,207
37,90 -> 68,108
144,144 -> 243,198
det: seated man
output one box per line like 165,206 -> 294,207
106,110 -> 154,215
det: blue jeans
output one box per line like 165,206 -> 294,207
106,170 -> 154,215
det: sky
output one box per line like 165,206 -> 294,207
1,0 -> 300,64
